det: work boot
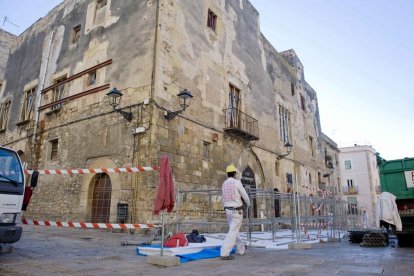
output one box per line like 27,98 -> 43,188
220,255 -> 235,260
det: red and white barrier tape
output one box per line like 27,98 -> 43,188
24,166 -> 160,175
300,222 -> 327,228
21,218 -> 160,229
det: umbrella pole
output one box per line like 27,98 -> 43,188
161,210 -> 165,256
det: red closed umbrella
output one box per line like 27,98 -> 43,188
153,156 -> 175,215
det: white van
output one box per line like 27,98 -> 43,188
0,146 -> 25,252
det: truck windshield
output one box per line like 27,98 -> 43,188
0,149 -> 23,185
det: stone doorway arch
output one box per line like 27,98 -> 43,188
241,166 -> 258,218
91,173 -> 112,223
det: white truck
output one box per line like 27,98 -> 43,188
0,146 -> 25,253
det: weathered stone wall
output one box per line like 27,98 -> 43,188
0,29 -> 15,80
1,0 -> 339,225
1,0 -> 158,222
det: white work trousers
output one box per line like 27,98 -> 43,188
220,209 -> 246,257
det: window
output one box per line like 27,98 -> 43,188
71,25 -> 81,44
309,173 -> 312,185
300,94 -> 306,111
50,139 -> 59,160
20,87 -> 36,122
344,160 -> 352,170
347,179 -> 354,187
52,75 -> 67,110
291,82 -> 295,96
308,136 -> 314,157
279,105 -> 290,143
202,141 -> 210,159
347,197 -> 358,214
0,101 -> 11,130
88,71 -> 97,86
286,173 -> 293,185
207,9 -> 217,31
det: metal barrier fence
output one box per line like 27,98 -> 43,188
171,188 -> 367,240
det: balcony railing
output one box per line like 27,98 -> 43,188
343,186 -> 359,195
223,107 -> 259,141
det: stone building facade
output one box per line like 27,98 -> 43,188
0,0 -> 339,224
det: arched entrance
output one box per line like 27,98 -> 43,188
91,173 -> 112,223
241,166 -> 258,218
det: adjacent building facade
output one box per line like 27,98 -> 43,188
0,0 -> 339,224
339,144 -> 381,227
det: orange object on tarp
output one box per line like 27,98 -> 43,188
164,233 -> 188,247
153,156 -> 175,215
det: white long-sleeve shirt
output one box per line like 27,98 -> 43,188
222,177 -> 250,208
375,192 -> 402,231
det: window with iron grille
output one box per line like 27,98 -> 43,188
279,105 -> 290,143
207,9 -> 217,31
72,25 -> 81,44
52,75 -> 67,110
0,101 -> 11,130
20,87 -> 36,122
50,139 -> 59,160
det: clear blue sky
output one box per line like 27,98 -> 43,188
1,0 -> 413,160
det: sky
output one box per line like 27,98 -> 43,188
0,0 -> 413,160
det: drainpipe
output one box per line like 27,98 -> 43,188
32,30 -> 54,160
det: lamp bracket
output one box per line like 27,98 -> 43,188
164,109 -> 183,121
116,108 -> 133,121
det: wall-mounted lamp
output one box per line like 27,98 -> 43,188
164,89 -> 193,120
277,142 -> 293,160
323,166 -> 334,178
106,87 -> 133,121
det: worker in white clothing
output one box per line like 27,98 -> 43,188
220,164 -> 250,260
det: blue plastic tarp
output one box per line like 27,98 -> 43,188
136,246 -> 235,263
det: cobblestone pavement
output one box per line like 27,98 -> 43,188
1,225 -> 413,275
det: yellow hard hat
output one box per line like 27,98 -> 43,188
226,164 -> 237,173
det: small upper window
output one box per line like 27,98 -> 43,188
207,9 -> 217,31
88,71 -> 97,86
72,25 -> 81,44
